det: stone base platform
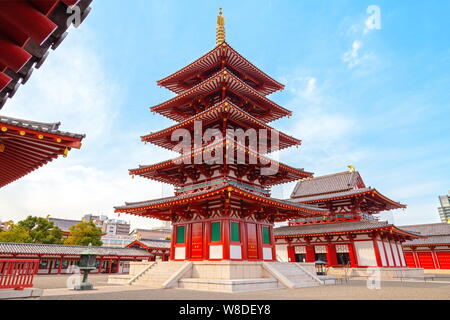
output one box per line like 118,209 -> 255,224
178,278 -> 280,293
110,260 -> 324,292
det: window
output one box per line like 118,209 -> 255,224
211,222 -> 221,242
295,254 -> 306,262
337,253 -> 351,265
39,260 -> 48,269
176,226 -> 185,244
231,222 -> 240,242
262,226 -> 270,244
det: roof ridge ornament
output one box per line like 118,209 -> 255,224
216,8 -> 225,46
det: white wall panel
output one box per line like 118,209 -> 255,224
355,241 -> 377,266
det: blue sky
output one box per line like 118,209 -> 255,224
1,0 -> 449,228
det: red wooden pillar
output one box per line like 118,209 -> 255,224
348,241 -> 359,267
170,226 -> 176,261
388,238 -> 398,267
116,258 -> 120,273
371,233 -> 383,267
412,249 -> 420,268
270,226 -> 276,261
222,219 -> 230,260
97,257 -> 103,273
305,245 -> 315,263
326,244 -> 338,267
204,221 -> 211,261
256,223 -> 264,261
431,247 -> 440,269
185,223 -> 192,260
287,244 -> 295,263
240,220 -> 248,261
57,256 -> 63,274
108,259 -> 112,274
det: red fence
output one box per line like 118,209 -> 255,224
0,259 -> 39,290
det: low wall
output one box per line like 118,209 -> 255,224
0,288 -> 43,300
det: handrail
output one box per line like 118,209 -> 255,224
127,262 -> 156,285
0,259 -> 39,290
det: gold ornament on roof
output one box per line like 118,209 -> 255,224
348,165 -> 356,173
216,8 -> 225,46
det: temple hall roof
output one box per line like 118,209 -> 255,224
291,171 -> 364,199
0,242 -> 151,257
274,220 -> 421,238
401,223 -> 450,246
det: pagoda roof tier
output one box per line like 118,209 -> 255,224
151,69 -> 292,123
142,100 -> 301,153
0,115 -> 84,188
290,187 -> 406,212
157,42 -> 285,96
129,139 -> 312,187
274,220 -> 422,240
114,181 -> 329,222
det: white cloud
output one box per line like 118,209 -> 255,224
0,25 -> 169,230
276,75 -> 368,176
342,40 -> 363,68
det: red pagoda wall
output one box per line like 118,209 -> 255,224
170,214 -> 275,262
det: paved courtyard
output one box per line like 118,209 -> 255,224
36,275 -> 450,300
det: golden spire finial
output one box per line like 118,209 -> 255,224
216,8 -> 225,46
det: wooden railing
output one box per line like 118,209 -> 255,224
0,259 -> 39,290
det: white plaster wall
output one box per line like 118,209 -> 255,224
230,245 -> 242,260
397,243 -> 406,266
263,247 -> 273,260
175,247 -> 186,260
384,241 -> 394,266
355,241 -> 377,267
209,245 -> 223,259
377,241 -> 388,267
276,244 -> 289,262
391,242 -> 401,266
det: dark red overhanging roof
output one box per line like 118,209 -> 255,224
0,0 -> 93,109
157,42 -> 285,96
151,69 -> 292,123
130,138 -> 312,187
143,99 -> 301,154
115,181 -> 329,222
0,115 -> 85,188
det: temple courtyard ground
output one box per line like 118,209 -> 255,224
35,275 -> 450,300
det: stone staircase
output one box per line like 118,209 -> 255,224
131,261 -> 187,288
264,262 -> 322,288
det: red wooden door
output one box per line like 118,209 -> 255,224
247,223 -> 258,260
417,252 -> 435,269
437,251 -> 450,269
404,252 -> 416,268
191,223 -> 203,260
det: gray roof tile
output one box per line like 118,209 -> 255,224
0,115 -> 85,139
0,242 -> 151,257
291,171 -> 363,198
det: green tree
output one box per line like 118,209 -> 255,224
0,216 -> 62,244
0,225 -> 32,243
64,221 -> 103,246
16,216 -> 63,244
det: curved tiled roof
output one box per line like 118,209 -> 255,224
0,115 -> 85,139
274,220 -> 421,238
291,171 -> 363,199
0,242 -> 151,257
401,223 -> 450,246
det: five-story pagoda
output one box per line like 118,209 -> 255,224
115,9 -> 329,262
